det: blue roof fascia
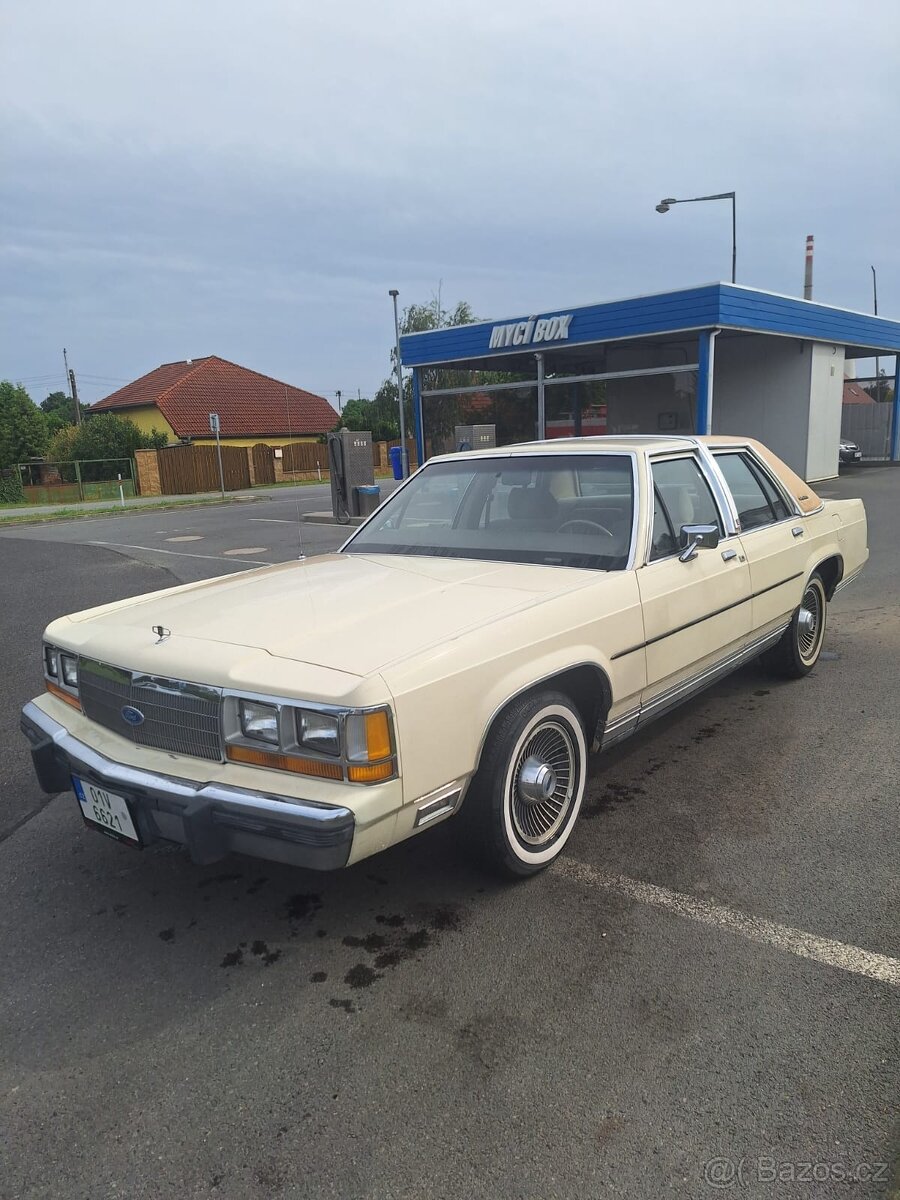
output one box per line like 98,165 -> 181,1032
399,283 -> 900,367
399,285 -> 721,367
716,285 -> 900,352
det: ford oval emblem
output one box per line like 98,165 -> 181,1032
121,705 -> 145,727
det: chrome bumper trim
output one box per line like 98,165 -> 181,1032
20,701 -> 355,870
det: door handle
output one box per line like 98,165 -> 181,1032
792,526 -> 805,538
721,548 -> 737,561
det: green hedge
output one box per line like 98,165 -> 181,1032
0,472 -> 25,504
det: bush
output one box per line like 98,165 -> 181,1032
0,471 -> 25,504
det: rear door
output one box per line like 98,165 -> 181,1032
636,452 -> 752,711
710,448 -> 805,636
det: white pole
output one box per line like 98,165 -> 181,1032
118,473 -> 125,507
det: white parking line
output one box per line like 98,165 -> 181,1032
248,518 -> 295,523
555,858 -> 900,989
89,541 -> 276,566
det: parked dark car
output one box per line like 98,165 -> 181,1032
839,439 -> 862,465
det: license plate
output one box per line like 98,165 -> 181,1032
73,776 -> 140,844
853,452 -> 861,460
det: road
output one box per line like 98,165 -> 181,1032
0,469 -> 897,1199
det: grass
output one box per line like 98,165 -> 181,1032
0,496 -> 247,526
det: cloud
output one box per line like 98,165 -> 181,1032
2,0 -> 898,400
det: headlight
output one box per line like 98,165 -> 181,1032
44,645 -> 59,678
60,654 -> 79,688
239,699 -> 279,744
297,709 -> 340,757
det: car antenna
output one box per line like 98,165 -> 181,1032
284,383 -> 305,560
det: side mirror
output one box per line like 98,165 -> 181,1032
679,523 -> 719,562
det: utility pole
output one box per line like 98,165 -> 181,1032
335,389 -> 342,414
63,347 -> 82,424
68,368 -> 82,425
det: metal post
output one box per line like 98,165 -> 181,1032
655,191 -> 736,283
535,353 -> 545,439
872,266 -> 880,402
695,330 -> 719,435
891,356 -> 900,462
412,367 -> 425,467
389,289 -> 408,477
730,194 -> 736,285
215,425 -> 225,497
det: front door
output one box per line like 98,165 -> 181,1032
637,453 -> 752,714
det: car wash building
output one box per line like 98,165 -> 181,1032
399,283 -> 900,481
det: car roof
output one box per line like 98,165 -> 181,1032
434,435 -> 697,462
425,434 -> 823,514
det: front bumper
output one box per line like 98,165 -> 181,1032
20,701 -> 355,870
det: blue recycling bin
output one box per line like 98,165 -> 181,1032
389,446 -> 404,480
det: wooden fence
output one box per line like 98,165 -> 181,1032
157,444 -> 250,494
281,442 -> 329,473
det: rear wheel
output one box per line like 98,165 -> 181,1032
461,691 -> 587,878
764,571 -> 827,678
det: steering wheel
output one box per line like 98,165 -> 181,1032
556,519 -> 615,539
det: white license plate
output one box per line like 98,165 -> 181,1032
73,777 -> 140,844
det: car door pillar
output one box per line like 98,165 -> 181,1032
696,329 -> 720,436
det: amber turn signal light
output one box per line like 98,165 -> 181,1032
226,744 -> 343,780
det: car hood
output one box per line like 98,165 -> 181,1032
63,553 -> 597,677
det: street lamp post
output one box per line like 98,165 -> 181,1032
656,191 -> 737,284
388,289 -> 408,477
872,265 -> 881,402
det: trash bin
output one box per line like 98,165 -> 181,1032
389,446 -> 403,480
354,484 -> 381,518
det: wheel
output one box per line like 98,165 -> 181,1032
460,690 -> 588,878
763,571 -> 827,679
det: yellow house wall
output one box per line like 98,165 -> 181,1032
114,405 -> 177,440
192,435 -> 319,448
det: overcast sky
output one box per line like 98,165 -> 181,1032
2,0 -> 898,406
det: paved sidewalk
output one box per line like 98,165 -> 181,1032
1,481 -> 339,520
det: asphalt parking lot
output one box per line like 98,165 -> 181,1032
1,469 -> 897,1199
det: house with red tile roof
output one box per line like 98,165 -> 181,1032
842,380 -> 875,405
90,356 -> 339,446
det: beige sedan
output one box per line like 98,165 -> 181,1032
21,436 -> 867,877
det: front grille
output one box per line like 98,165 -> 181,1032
79,658 -> 223,762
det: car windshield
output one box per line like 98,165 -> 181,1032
343,453 -> 634,570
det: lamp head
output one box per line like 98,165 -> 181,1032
388,289 -> 399,298
656,199 -> 674,213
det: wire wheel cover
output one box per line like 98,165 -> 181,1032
798,583 -> 823,661
510,720 -> 577,846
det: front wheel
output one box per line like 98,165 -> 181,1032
764,571 -> 827,679
461,691 -> 588,878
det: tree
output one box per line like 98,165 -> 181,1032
41,390 -> 90,434
47,413 -> 168,479
0,382 -> 49,468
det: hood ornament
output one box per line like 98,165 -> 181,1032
152,625 -> 171,643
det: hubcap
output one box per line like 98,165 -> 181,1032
510,721 -> 577,846
798,585 -> 822,661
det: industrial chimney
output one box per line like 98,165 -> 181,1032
803,235 -> 814,300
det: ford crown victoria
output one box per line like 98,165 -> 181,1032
21,436 -> 868,877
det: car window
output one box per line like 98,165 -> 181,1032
648,456 -> 723,562
345,454 -> 634,571
714,451 -> 787,529
649,487 -> 677,561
